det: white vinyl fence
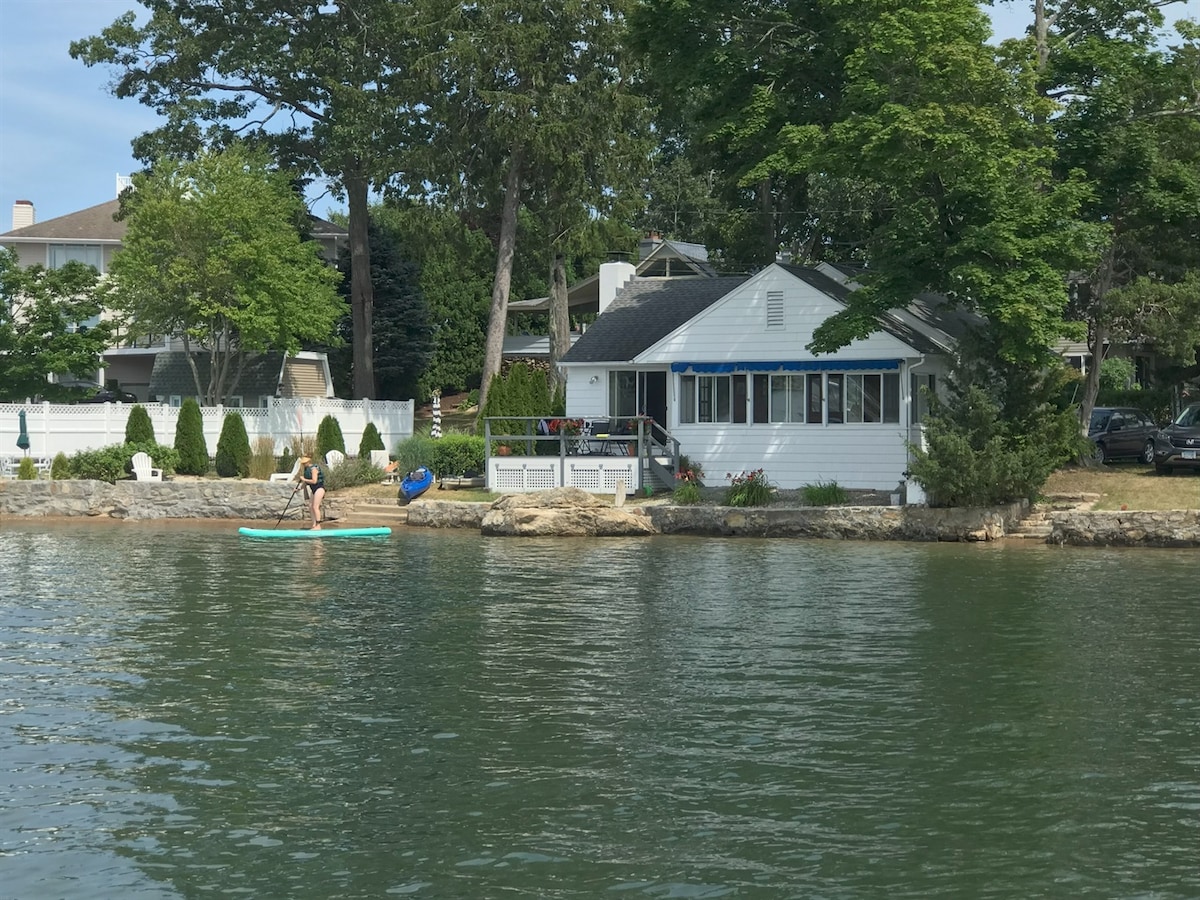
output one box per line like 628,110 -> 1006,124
0,398 -> 415,463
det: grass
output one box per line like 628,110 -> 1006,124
1043,463 -> 1200,510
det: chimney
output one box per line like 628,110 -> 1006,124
638,230 -> 663,261
12,199 -> 35,230
598,260 -> 636,315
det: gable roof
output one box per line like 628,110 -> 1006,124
562,263 -> 971,364
1,200 -> 349,244
560,276 -> 750,363
1,200 -> 125,242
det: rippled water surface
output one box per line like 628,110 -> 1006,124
2,521 -> 1198,898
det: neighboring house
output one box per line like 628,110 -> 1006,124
558,260 -> 974,492
503,232 -> 717,359
148,350 -> 334,408
1,194 -> 348,404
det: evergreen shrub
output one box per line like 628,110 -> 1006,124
124,404 -> 156,444
358,422 -> 385,457
214,411 -> 252,477
17,457 -> 37,480
316,415 -> 346,458
174,398 -> 209,475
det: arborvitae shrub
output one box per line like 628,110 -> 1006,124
174,397 -> 209,475
279,446 -> 296,475
124,404 -> 156,444
214,411 -> 252,477
358,422 -> 385,457
17,457 -> 37,480
316,414 -> 345,458
50,452 -> 70,479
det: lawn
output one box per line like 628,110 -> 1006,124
1043,464 -> 1200,510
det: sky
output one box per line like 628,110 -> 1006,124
2,0 -> 1198,231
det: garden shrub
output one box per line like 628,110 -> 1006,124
395,433 -> 436,475
802,480 -> 848,506
125,441 -> 180,476
17,457 -> 37,480
249,437 -> 277,480
124,404 -> 156,444
214,411 -> 252,477
673,468 -> 703,504
725,469 -> 773,507
427,433 -> 485,478
323,456 -> 385,491
174,398 -> 209,475
67,442 -> 179,482
358,422 -> 385,457
316,414 -> 346,458
278,446 -> 296,476
50,452 -> 70,479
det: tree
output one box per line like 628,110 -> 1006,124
0,249 -> 116,402
331,219 -> 433,401
108,144 -> 346,405
406,0 -> 653,418
72,0 -> 419,399
316,415 -> 346,458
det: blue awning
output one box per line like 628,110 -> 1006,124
670,359 -> 901,374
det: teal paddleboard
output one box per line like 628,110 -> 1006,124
238,526 -> 391,539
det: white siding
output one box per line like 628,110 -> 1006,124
643,266 -> 916,364
564,366 -> 610,419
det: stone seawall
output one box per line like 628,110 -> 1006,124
1050,510 -> 1200,548
0,479 -> 318,522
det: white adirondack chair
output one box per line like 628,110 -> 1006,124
269,458 -> 302,483
325,449 -> 345,468
131,451 -> 162,481
370,449 -> 397,483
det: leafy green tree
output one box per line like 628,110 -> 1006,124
108,144 -> 346,406
73,0 -> 421,400
372,203 -> 494,398
316,415 -> 346,458
0,248 -> 116,401
408,0 -> 653,417
124,404 -> 156,444
174,398 -> 210,475
214,411 -> 252,477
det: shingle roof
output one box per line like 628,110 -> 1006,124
1,200 -> 125,241
560,276 -> 750,363
563,264 -> 968,363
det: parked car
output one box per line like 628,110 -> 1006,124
66,381 -> 140,404
1152,403 -> 1200,475
1087,406 -> 1158,464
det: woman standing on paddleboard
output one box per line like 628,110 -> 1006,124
297,456 -> 326,529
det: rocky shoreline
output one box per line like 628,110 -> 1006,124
4,480 -> 1199,546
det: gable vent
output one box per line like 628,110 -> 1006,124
766,291 -> 785,329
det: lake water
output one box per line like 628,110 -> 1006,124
2,521 -> 1198,899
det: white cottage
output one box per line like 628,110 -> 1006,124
557,260 -> 973,494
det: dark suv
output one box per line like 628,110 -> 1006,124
1087,406 -> 1158,464
1153,403 -> 1200,475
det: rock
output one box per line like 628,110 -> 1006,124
480,487 -> 655,536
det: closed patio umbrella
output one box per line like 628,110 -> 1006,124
17,409 -> 31,455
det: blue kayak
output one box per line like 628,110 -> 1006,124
238,526 -> 391,539
399,466 -> 433,502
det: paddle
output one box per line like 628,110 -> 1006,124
275,485 -> 300,529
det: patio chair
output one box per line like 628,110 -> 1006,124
325,449 -> 345,468
131,451 -> 163,481
370,449 -> 398,483
269,458 -> 302,483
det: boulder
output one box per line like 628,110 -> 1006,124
480,487 -> 655,537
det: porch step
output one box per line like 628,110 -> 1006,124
339,501 -> 409,526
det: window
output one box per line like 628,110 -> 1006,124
767,374 -> 807,422
844,374 -> 895,423
826,374 -> 844,424
680,374 -> 732,423
608,370 -> 637,419
49,244 -> 103,272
